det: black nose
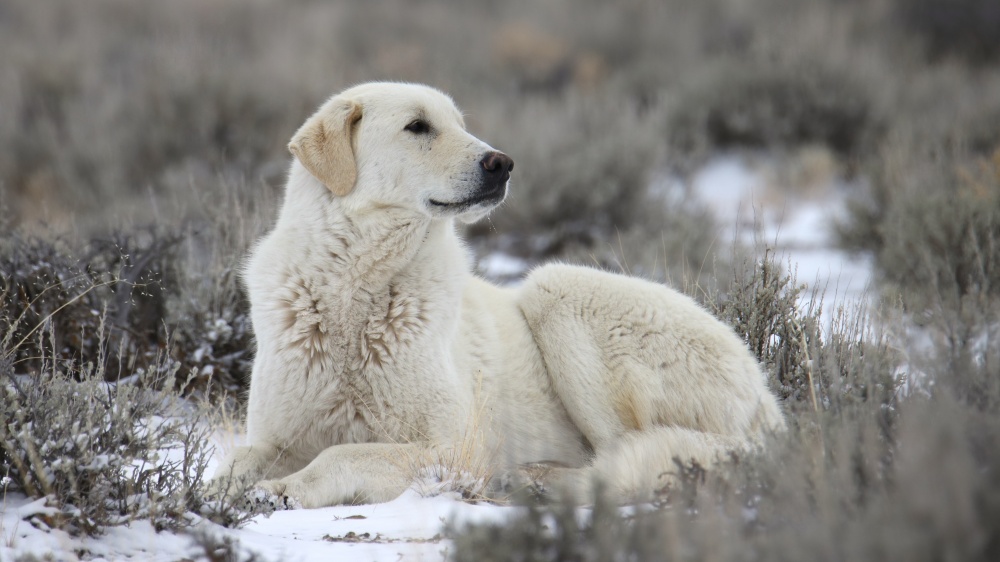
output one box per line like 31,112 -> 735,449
480,151 -> 514,181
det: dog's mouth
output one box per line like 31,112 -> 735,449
428,184 -> 506,210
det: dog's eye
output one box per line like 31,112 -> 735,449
404,119 -> 431,135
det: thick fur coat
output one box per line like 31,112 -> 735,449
211,82 -> 785,507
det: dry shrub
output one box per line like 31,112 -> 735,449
0,0 -> 320,223
838,145 -> 1000,319
710,254 -> 899,415
0,351 -> 259,535
491,23 -> 607,93
0,225 -> 254,395
0,231 -> 176,383
3,0 -> 998,275
0,0 -> 906,245
0,251 -> 265,535
881,154 -> 1000,304
894,0 -> 1000,63
470,94 -> 664,239
668,62 -> 881,162
184,528 -> 266,562
466,92 -> 720,283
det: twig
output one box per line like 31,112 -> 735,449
793,318 -> 819,413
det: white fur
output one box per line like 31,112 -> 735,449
211,82 -> 785,507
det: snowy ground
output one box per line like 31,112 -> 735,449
1,153 -> 874,561
687,153 -> 873,314
1,442 -> 520,561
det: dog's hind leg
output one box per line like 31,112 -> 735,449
587,426 -> 745,500
501,427 -> 744,503
515,264 -> 779,502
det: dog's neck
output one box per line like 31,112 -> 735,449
279,169 -> 470,296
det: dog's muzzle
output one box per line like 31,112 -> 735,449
428,150 -> 514,210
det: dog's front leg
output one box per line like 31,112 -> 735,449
257,442 -> 422,508
209,442 -> 305,497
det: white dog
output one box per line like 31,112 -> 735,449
211,82 -> 785,508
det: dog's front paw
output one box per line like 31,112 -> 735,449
253,480 -> 304,510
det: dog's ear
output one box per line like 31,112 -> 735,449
288,98 -> 363,196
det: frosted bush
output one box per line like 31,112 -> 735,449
0,359 -> 258,535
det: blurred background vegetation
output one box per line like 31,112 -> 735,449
1,0 -> 1000,557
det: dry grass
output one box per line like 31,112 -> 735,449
394,377 -> 501,503
1,477 -> 18,549
200,395 -> 247,470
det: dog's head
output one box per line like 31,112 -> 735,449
289,82 -> 512,223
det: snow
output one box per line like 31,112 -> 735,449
1,482 -> 518,561
477,252 -> 528,280
1,425 -> 522,562
689,154 -> 873,315
230,490 -> 516,561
